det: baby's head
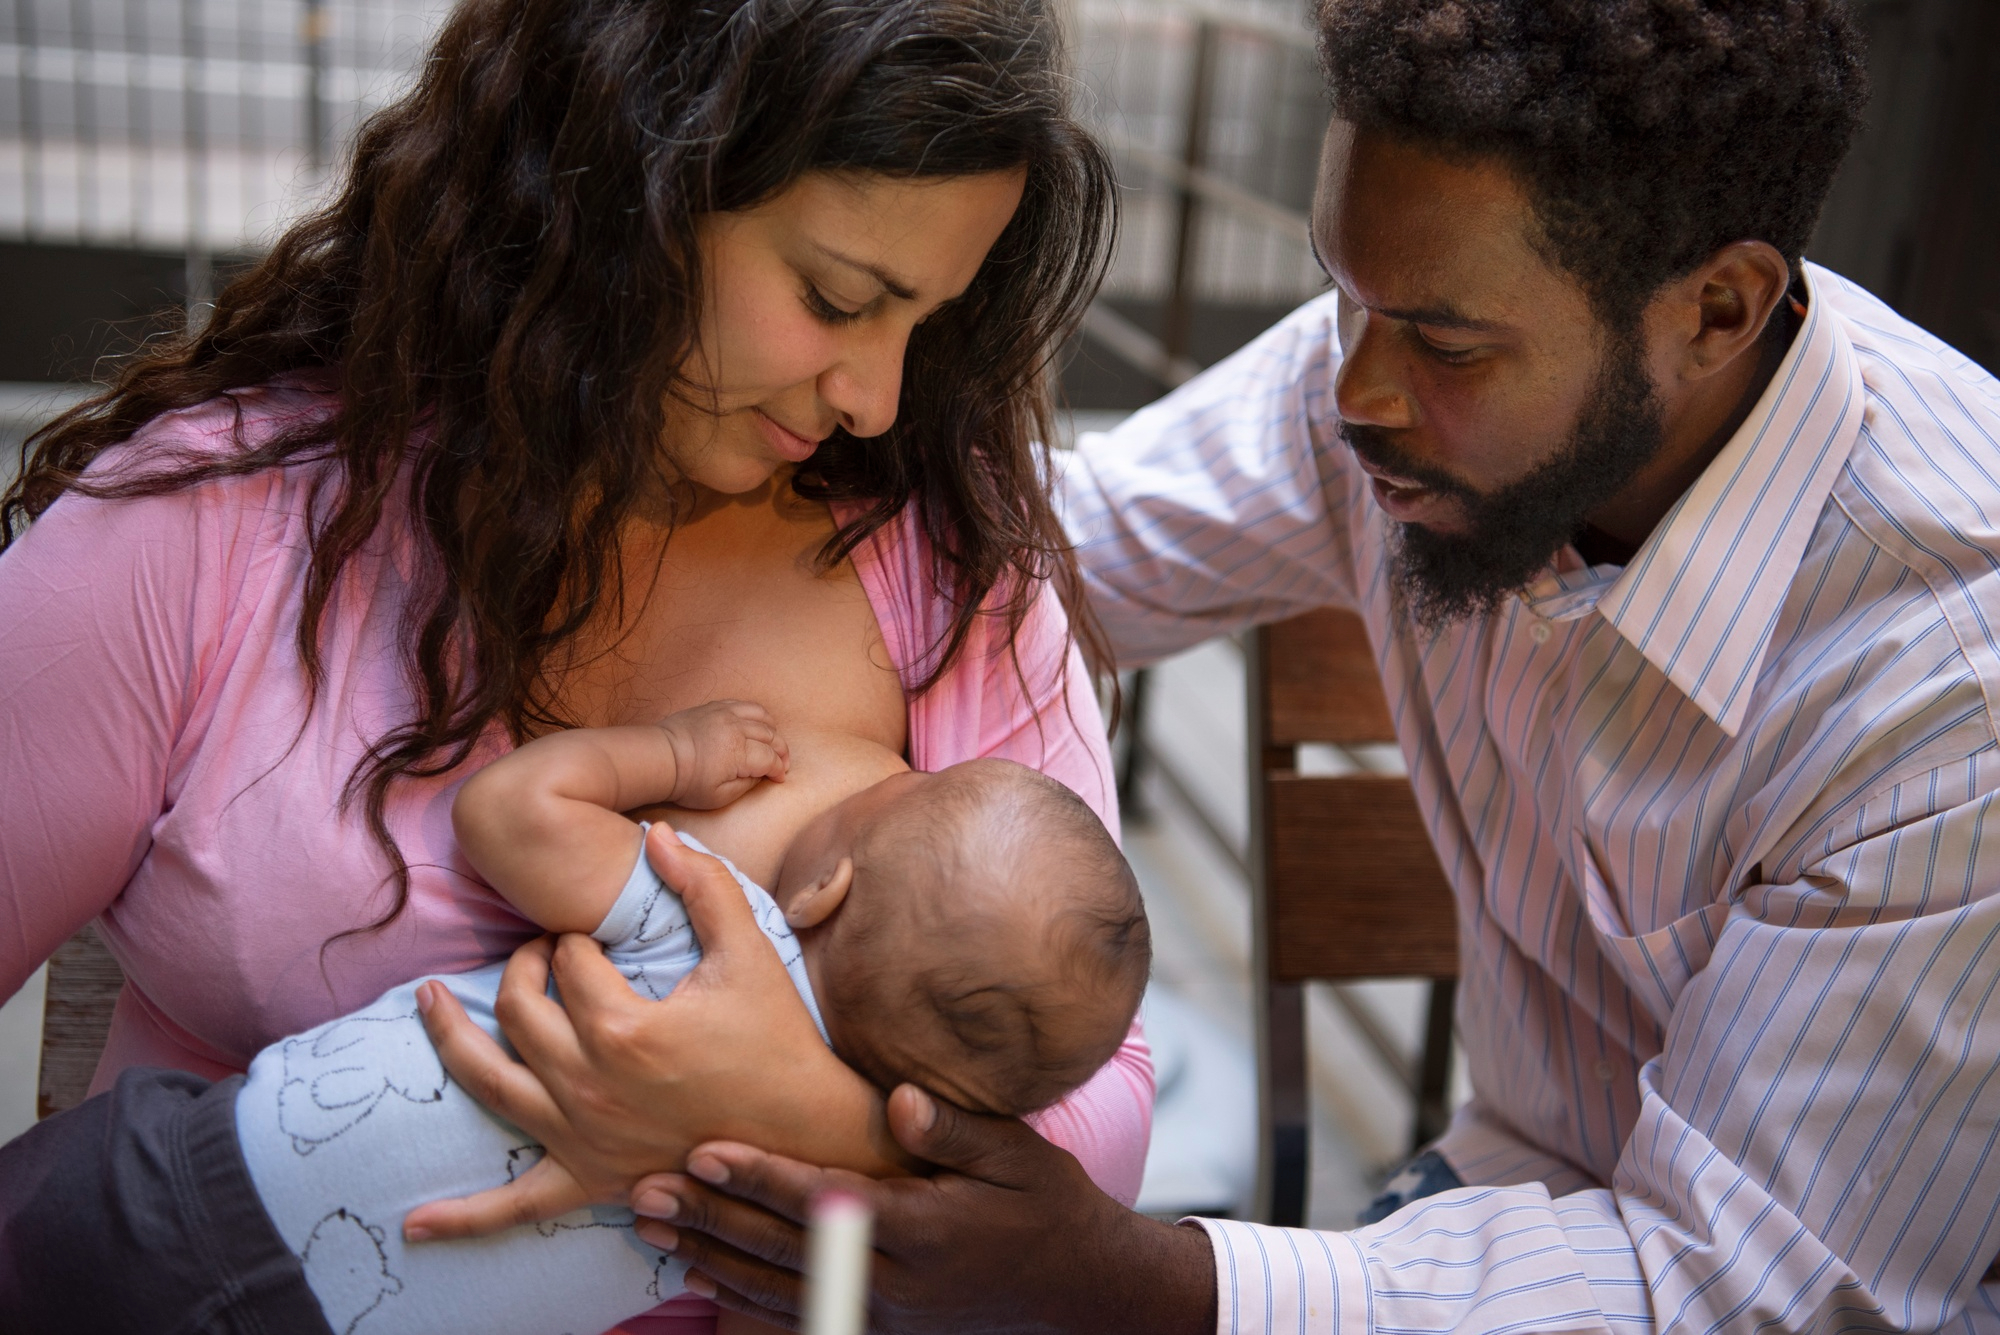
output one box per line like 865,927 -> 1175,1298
774,759 -> 1149,1116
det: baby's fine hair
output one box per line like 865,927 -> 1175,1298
868,759 -> 1150,1114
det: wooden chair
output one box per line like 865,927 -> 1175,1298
1247,609 -> 1459,1227
35,922 -> 125,1120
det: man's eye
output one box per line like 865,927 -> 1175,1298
1416,332 -> 1478,364
803,283 -> 864,326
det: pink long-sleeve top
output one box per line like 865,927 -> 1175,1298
0,382 -> 1152,1332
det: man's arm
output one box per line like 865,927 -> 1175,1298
1196,779 -> 2000,1334
1061,290 -> 1364,669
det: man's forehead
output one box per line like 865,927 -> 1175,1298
1311,121 -> 1554,323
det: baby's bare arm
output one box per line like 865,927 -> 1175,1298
454,702 -> 789,933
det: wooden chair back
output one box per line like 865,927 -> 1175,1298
36,922 -> 125,1120
1247,608 -> 1459,1226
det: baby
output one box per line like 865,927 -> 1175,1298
229,701 -> 1149,1335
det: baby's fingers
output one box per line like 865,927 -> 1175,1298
724,708 -> 787,774
746,734 -> 788,783
403,1154 -> 590,1242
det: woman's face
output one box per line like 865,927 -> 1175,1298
663,168 -> 1029,494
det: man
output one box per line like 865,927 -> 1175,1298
612,0 -> 2000,1330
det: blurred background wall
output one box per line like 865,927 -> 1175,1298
0,0 -> 1993,403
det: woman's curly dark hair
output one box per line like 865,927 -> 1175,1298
1317,0 -> 1869,327
0,0 -> 1115,935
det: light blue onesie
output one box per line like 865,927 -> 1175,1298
234,832 -> 825,1335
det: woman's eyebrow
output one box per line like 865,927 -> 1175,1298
811,243 -> 919,302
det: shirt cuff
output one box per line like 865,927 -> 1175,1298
1189,1217 -> 1371,1334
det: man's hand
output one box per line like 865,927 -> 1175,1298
629,1084 -> 1218,1335
659,700 -> 789,809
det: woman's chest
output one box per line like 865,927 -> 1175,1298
560,505 -> 909,755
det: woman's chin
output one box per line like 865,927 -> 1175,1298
676,455 -> 788,499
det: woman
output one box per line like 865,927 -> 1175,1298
0,1 -> 1148,1330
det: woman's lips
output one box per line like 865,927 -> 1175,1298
752,410 -> 822,464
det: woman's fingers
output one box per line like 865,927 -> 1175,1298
488,939 -> 596,1076
416,979 -> 566,1139
546,931 -> 649,1012
402,1152 -> 591,1242
497,932 -> 555,988
646,825 -> 778,964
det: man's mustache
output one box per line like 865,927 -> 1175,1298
1337,422 -> 1479,503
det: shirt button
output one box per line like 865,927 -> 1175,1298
1529,621 -> 1552,644
1594,1061 -> 1617,1083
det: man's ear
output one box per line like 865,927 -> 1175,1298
1666,239 -> 1792,382
783,856 -> 854,929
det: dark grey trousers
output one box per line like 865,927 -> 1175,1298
0,1067 -> 332,1335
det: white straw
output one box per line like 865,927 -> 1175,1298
804,1190 -> 874,1335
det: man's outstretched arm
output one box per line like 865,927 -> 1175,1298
1061,292 -> 1363,669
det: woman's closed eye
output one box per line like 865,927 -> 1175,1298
802,280 -> 867,326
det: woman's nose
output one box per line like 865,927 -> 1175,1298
821,325 -> 906,440
1333,314 -> 1416,431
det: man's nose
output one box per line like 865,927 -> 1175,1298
1333,315 -> 1416,431
820,325 -> 906,440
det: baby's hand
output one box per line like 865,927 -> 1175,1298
658,700 -> 790,810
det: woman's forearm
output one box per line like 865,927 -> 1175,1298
723,1056 -> 916,1179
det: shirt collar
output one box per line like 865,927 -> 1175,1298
1526,263 -> 1866,736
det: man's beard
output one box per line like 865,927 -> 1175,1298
1342,336 -> 1666,633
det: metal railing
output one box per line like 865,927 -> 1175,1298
2,0 -> 446,308
1076,5 -> 1450,1121
1073,0 -> 1328,383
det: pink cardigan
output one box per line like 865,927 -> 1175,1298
0,384 -> 1152,1332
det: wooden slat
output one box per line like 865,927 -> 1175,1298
36,923 -> 124,1120
1262,609 -> 1395,747
1265,773 -> 1457,981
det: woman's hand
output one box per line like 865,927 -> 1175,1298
629,1085 -> 1218,1334
404,824 -> 901,1241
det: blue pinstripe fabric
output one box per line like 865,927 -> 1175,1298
1062,264 -> 2000,1333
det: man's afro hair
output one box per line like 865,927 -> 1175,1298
1316,0 -> 1869,326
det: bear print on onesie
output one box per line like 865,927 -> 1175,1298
234,832 -> 825,1335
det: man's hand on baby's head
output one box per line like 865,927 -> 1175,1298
659,700 -> 790,810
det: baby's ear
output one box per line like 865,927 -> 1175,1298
783,857 -> 854,929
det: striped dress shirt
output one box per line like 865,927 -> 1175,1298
1061,262 -> 2000,1333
